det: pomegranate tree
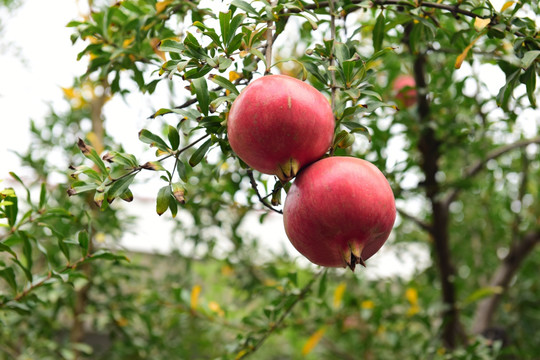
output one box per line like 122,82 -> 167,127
283,157 -> 396,271
227,74 -> 335,182
393,74 -> 417,108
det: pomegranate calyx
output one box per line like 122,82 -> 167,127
276,158 -> 300,182
342,242 -> 366,272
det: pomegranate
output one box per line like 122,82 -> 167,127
393,74 -> 417,108
227,74 -> 335,182
283,156 -> 396,271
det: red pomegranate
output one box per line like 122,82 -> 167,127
283,156 -> 396,271
227,75 -> 335,182
393,74 -> 417,108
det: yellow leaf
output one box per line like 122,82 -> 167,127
61,87 -> 77,100
156,0 -> 173,14
229,71 -> 241,82
455,33 -> 483,69
150,38 -> 166,61
333,282 -> 346,309
500,1 -> 514,12
474,17 -> 490,32
301,327 -> 326,356
209,301 -> 225,317
116,317 -> 128,327
361,300 -> 375,310
405,287 -> 418,306
122,36 -> 135,48
235,349 -> 248,359
190,284 -> 201,310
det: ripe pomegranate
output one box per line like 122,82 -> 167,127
283,156 -> 396,271
227,74 -> 335,182
393,74 -> 417,108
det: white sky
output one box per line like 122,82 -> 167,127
1,0 -> 537,279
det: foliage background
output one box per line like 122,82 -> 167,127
1,0 -> 539,359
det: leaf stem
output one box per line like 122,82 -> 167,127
246,170 -> 283,215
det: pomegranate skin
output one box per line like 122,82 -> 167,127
283,157 -> 396,270
393,75 -> 417,108
227,75 -> 334,181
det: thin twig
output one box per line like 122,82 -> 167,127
237,269 -> 325,359
246,170 -> 283,215
303,0 -> 490,20
443,136 -> 540,207
0,254 -> 93,308
397,208 -> 432,233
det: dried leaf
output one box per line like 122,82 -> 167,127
301,327 -> 326,355
190,284 -> 201,310
474,17 -> 490,32
333,282 -> 346,309
455,33 -> 483,69
500,1 -> 514,12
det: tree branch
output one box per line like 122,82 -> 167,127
397,208 -> 432,232
246,170 -> 283,215
472,230 -> 540,334
304,0 -> 491,20
444,136 -> 540,207
409,35 -> 465,348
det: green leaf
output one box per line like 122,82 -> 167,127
342,121 -> 372,141
2,190 -> 18,228
250,47 -> 266,67
19,231 -> 32,276
168,195 -> 178,218
119,188 -> 134,202
209,74 -> 240,95
67,182 -> 98,197
12,258 -> 32,282
156,186 -> 171,216
523,64 -> 537,107
0,243 -> 17,259
497,69 -> 521,108
39,183 -> 47,209
78,231 -> 89,257
373,13 -> 385,52
77,138 -> 108,175
189,139 -> 213,167
318,269 -> 328,297
58,238 -> 70,262
107,174 -> 136,202
231,0 -> 259,16
219,10 -> 232,47
8,172 -> 31,203
167,125 -> 180,150
176,160 -> 188,182
192,77 -> 209,116
138,129 -> 171,152
90,250 -> 129,262
464,286 -> 503,305
159,39 -> 186,53
0,267 -> 17,292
